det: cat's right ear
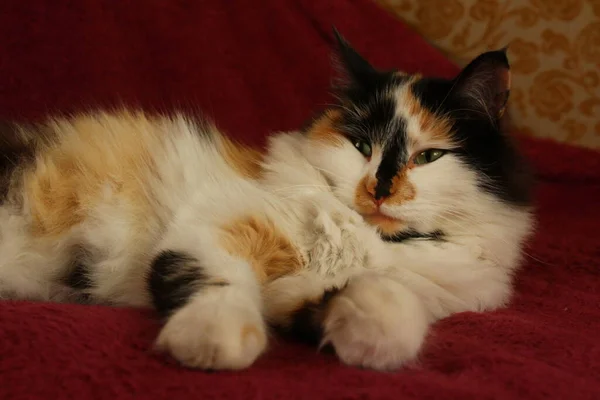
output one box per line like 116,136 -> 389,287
332,27 -> 379,89
450,49 -> 511,120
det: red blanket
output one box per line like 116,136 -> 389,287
1,1 -> 599,399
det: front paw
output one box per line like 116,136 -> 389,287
321,274 -> 430,371
155,292 -> 267,370
309,200 -> 364,232
304,206 -> 374,277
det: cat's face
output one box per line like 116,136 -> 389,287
302,31 -> 531,239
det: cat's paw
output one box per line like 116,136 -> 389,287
321,274 -> 430,371
305,206 -> 375,277
309,199 -> 364,231
155,291 -> 267,370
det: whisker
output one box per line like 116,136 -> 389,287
410,206 -> 555,267
272,184 -> 333,193
310,166 -> 353,184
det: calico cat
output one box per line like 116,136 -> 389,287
0,31 -> 533,371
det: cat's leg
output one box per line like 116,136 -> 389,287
318,239 -> 510,370
320,272 -> 431,370
0,207 -> 75,302
148,223 -> 267,370
264,205 -> 431,370
266,203 -> 506,371
372,239 -> 513,319
264,268 -> 431,370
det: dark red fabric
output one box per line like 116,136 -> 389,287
0,1 -> 599,399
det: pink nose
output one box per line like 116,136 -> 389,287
366,183 -> 387,207
373,196 -> 386,207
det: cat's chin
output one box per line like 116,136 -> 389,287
362,212 -> 405,236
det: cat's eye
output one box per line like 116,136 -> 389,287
353,140 -> 372,158
412,149 -> 446,165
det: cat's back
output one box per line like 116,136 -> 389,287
1,109 -> 263,236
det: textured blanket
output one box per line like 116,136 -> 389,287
0,1 -> 599,399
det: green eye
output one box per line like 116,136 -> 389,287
353,140 -> 372,158
413,149 -> 446,165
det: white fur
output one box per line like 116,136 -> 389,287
155,283 -> 266,370
0,106 -> 533,371
322,273 -> 430,370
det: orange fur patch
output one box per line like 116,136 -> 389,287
354,170 -> 415,210
23,111 -> 160,237
387,168 -> 416,206
354,175 -> 377,215
220,137 -> 264,179
403,81 -> 455,148
306,109 -> 345,147
220,216 -> 303,284
363,213 -> 403,236
354,171 -> 414,235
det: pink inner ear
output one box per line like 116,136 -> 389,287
494,68 -> 511,117
498,67 -> 511,92
455,50 -> 513,118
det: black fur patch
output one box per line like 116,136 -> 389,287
374,140 -> 404,199
279,287 -> 341,346
65,261 -> 93,290
0,121 -> 36,203
63,245 -> 94,290
336,78 -> 407,144
383,229 -> 445,243
148,250 -> 227,317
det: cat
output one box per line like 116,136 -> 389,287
0,30 -> 534,371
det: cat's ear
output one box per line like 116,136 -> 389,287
451,49 -> 511,119
332,27 -> 378,89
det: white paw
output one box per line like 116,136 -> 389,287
321,274 -> 431,371
312,199 -> 364,228
305,207 -> 374,277
155,292 -> 267,370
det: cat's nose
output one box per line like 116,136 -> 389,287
366,180 -> 389,206
372,191 -> 389,207
373,196 -> 386,207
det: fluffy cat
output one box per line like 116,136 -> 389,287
0,31 -> 534,371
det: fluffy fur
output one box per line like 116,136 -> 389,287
0,31 -> 534,371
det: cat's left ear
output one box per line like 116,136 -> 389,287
451,49 -> 511,119
332,27 -> 379,89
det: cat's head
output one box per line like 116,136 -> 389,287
302,29 -> 532,239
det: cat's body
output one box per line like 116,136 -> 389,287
0,32 -> 534,371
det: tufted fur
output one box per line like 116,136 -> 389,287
0,31 -> 534,371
